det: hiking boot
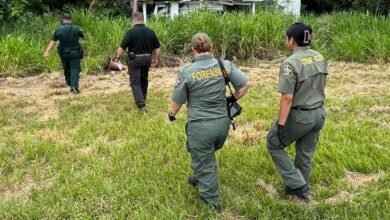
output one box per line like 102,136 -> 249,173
200,196 -> 221,211
70,87 -> 79,94
285,184 -> 311,203
188,175 -> 198,187
139,106 -> 147,113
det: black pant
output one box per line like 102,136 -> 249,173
128,56 -> 152,108
60,55 -> 81,89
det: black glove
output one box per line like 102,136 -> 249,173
226,95 -> 237,104
168,111 -> 176,121
277,124 -> 287,146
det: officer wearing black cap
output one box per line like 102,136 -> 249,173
265,22 -> 328,202
44,13 -> 85,94
114,12 -> 160,113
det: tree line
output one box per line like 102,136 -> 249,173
0,0 -> 388,22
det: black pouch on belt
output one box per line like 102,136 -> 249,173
61,46 -> 81,55
129,52 -> 136,60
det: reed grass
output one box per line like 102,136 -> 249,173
0,10 -> 389,76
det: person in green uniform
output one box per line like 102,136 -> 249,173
168,33 -> 250,209
44,13 -> 85,94
266,22 -> 328,202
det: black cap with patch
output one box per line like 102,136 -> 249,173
62,13 -> 72,20
286,22 -> 312,46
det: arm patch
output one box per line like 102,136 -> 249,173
283,65 -> 293,78
174,75 -> 181,87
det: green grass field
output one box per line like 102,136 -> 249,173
0,61 -> 389,219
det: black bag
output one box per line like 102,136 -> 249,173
216,58 -> 243,130
79,48 -> 84,59
228,102 -> 242,119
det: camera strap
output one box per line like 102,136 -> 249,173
216,57 -> 237,130
216,58 -> 234,96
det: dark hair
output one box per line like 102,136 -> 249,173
286,22 -> 313,46
132,12 -> 144,21
193,34 -> 212,53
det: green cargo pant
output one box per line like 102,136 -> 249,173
61,54 -> 81,89
186,116 -> 230,207
266,106 -> 326,189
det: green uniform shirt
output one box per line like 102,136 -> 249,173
172,54 -> 248,122
119,24 -> 160,54
278,47 -> 328,108
51,23 -> 84,48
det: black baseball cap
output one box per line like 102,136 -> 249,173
286,23 -> 312,46
62,13 -> 72,20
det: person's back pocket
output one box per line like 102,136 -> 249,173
294,112 -> 314,124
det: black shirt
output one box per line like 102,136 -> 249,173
119,24 -> 160,55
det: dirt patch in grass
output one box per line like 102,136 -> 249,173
370,106 -> 390,114
345,170 -> 383,189
256,179 -> 277,195
325,191 -> 355,205
229,120 -> 269,145
0,171 -> 54,202
224,211 -> 246,220
326,62 -> 390,99
325,170 -> 383,205
76,146 -> 95,156
0,61 -> 388,121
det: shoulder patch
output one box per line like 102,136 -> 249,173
174,75 -> 182,87
283,65 -> 293,77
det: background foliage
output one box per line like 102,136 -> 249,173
0,9 -> 389,77
0,0 -> 389,22
301,0 -> 389,15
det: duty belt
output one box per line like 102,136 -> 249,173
135,53 -> 151,57
291,105 -> 322,111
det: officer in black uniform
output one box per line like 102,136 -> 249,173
114,12 -> 161,113
44,13 -> 85,94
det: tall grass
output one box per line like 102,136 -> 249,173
0,10 -> 389,76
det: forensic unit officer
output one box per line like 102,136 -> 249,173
266,22 -> 328,202
168,33 -> 249,209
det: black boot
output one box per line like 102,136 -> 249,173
285,184 -> 311,202
70,87 -> 79,94
200,196 -> 220,211
188,175 -> 198,187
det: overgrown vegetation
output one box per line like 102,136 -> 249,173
301,0 -> 389,15
0,62 -> 389,218
0,10 -> 389,77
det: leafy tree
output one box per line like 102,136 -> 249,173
352,0 -> 389,15
302,0 -> 389,15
